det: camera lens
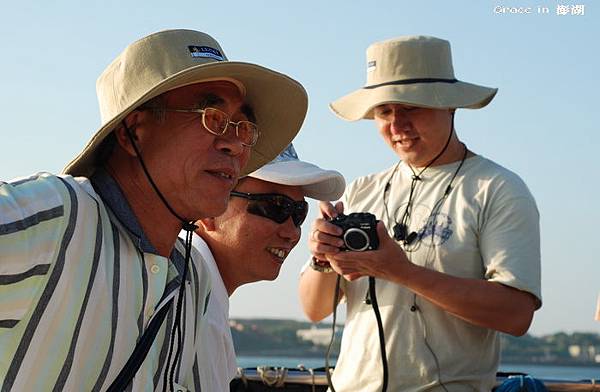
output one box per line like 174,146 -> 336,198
344,228 -> 370,251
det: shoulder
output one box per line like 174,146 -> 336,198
0,173 -> 100,308
0,172 -> 100,229
1,173 -> 69,218
344,164 -> 398,204
466,156 -> 536,204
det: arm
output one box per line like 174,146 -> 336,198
298,201 -> 345,323
401,265 -> 537,336
298,267 -> 343,323
0,174 -> 68,323
327,222 -> 537,336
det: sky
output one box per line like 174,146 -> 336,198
1,1 -> 598,336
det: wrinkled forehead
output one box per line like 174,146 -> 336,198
161,81 -> 241,105
157,81 -> 255,121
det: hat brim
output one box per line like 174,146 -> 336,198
330,80 -> 497,121
249,160 -> 346,201
64,61 -> 308,177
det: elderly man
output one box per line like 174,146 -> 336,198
299,36 -> 541,391
191,144 -> 345,391
0,29 -> 306,391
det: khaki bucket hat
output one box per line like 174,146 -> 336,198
64,29 -> 308,177
330,35 -> 497,121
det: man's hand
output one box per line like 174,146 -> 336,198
300,201 -> 347,322
326,221 -> 413,282
308,201 -> 345,261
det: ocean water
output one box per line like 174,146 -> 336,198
237,356 -> 600,381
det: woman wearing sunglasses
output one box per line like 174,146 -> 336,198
187,144 -> 345,392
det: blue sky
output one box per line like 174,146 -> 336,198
1,1 -> 597,336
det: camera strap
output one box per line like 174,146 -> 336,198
325,276 -> 389,392
368,277 -> 389,392
325,275 -> 342,392
106,297 -> 173,391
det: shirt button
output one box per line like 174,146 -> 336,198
150,265 -> 160,274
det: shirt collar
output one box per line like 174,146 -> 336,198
90,167 -> 158,254
191,233 -> 229,305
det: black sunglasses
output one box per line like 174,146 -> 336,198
230,191 -> 308,227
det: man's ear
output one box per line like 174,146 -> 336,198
196,217 -> 216,233
114,112 -> 140,156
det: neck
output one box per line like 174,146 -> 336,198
410,132 -> 468,169
201,236 -> 242,297
213,250 -> 239,297
106,157 -> 182,257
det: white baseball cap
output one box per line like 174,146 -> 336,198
248,144 -> 345,201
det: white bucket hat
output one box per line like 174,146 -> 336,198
330,35 -> 498,121
63,29 -> 308,177
248,144 -> 345,201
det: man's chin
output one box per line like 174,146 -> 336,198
187,199 -> 228,221
260,268 -> 282,283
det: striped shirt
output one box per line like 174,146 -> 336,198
0,171 -> 211,391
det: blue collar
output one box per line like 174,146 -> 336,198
90,168 -> 158,254
90,168 -> 189,280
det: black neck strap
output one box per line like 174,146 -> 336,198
382,113 -> 468,246
120,120 -> 197,391
122,121 -> 197,231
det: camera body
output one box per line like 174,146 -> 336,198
330,212 -> 379,252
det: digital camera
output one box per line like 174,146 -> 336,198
330,212 -> 379,252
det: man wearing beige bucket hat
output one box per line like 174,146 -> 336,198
300,36 -> 541,391
0,29 -> 307,391
189,143 -> 344,391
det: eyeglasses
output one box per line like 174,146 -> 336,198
230,191 -> 308,227
162,107 -> 260,147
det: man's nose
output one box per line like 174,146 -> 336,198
389,109 -> 411,133
279,216 -> 301,243
214,124 -> 245,156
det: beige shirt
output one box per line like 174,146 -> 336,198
330,155 -> 541,392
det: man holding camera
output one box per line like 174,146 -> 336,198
299,36 -> 541,391
191,143 -> 344,391
0,29 -> 307,391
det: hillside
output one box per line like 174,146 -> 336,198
230,318 -> 600,366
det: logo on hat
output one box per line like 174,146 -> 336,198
367,60 -> 377,73
188,46 -> 224,61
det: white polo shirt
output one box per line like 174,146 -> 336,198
191,234 -> 238,392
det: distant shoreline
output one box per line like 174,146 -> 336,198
231,319 -> 600,369
236,351 -> 600,369
501,360 -> 600,369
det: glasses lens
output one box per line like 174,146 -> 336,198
246,195 -> 307,227
247,200 -> 286,223
291,202 -> 308,226
236,121 -> 259,146
202,108 -> 228,135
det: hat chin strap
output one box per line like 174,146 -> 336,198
122,121 -> 197,231
122,121 -> 196,391
407,111 -> 456,176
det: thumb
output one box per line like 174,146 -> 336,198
375,221 -> 391,247
334,201 -> 345,215
376,220 -> 389,236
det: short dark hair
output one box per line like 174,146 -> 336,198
138,94 -> 167,123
